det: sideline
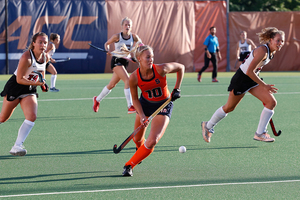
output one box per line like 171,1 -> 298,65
1,179 -> 300,198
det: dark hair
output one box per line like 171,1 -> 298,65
50,33 -> 59,41
210,26 -> 215,31
27,32 -> 48,50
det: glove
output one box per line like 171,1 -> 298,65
41,83 -> 49,92
171,88 -> 181,101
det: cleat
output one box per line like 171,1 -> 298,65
93,96 -> 100,112
9,145 -> 27,156
197,74 -> 202,82
128,105 -> 136,114
49,87 -> 60,92
212,78 -> 219,82
253,132 -> 275,142
122,165 -> 133,177
201,121 -> 214,143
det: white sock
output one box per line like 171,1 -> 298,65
256,107 -> 274,135
15,119 -> 35,146
124,88 -> 133,108
207,106 -> 227,129
51,75 -> 57,88
96,86 -> 111,102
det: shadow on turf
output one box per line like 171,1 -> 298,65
7,115 -> 120,122
0,171 -> 120,185
0,145 -> 258,160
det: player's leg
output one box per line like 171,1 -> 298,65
47,64 -> 59,92
0,97 -> 20,123
10,95 -> 37,156
133,114 -> 146,149
124,115 -> 169,170
93,72 -> 121,112
202,91 -> 245,142
249,85 -> 276,142
112,65 -> 135,113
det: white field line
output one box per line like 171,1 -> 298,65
0,92 -> 299,103
0,179 -> 300,198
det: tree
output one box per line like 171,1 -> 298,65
229,0 -> 300,11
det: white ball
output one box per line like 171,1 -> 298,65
179,146 -> 186,153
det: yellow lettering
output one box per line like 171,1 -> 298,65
63,16 -> 97,49
0,16 -> 32,49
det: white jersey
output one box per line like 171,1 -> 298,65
47,42 -> 56,58
114,33 -> 134,58
14,49 -> 46,79
239,40 -> 251,53
240,44 -> 272,75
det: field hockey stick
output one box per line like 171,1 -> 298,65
32,71 -> 49,92
88,43 -> 137,63
263,103 -> 281,136
113,98 -> 172,154
88,43 -> 108,53
54,57 -> 70,62
269,118 -> 282,136
293,37 -> 300,42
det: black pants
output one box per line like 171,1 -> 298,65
198,52 -> 218,79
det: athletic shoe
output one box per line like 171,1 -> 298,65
128,105 -> 136,114
201,121 -> 214,143
197,74 -> 202,82
122,165 -> 133,177
50,87 -> 60,92
9,145 -> 27,156
253,132 -> 275,142
212,78 -> 219,82
93,96 -> 100,112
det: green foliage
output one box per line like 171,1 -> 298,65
229,0 -> 300,11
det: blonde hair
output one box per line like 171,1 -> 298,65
257,27 -> 285,44
27,32 -> 48,50
111,40 -> 144,58
121,17 -> 132,26
134,45 -> 153,62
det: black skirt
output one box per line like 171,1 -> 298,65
1,75 -> 37,101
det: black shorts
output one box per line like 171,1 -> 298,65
228,68 -> 258,95
46,61 -> 51,69
0,75 -> 37,101
239,52 -> 250,62
139,96 -> 173,119
110,56 -> 129,70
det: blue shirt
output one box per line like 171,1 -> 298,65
204,34 -> 219,53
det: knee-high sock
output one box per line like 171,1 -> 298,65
96,86 -> 111,102
51,75 -> 57,88
15,119 -> 35,146
125,144 -> 154,168
207,106 -> 227,130
256,107 -> 274,134
124,88 -> 133,108
133,137 -> 145,149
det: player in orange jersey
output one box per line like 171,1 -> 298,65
122,45 -> 185,176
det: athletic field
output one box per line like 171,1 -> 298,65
0,72 -> 299,199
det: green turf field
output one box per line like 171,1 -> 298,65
0,72 -> 299,199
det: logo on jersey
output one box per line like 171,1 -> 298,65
155,79 -> 160,84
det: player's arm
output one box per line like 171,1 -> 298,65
236,41 -> 240,60
247,38 -> 257,49
16,52 -> 43,86
246,46 -> 277,93
104,34 -> 119,54
45,43 -> 56,63
129,71 -> 148,126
